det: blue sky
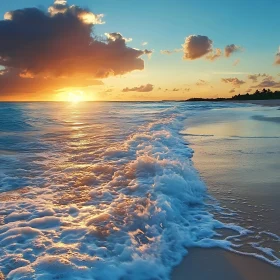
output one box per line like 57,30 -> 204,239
0,0 -> 280,100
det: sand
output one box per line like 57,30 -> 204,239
172,248 -> 280,280
172,102 -> 280,280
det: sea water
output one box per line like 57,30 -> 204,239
0,101 -> 279,279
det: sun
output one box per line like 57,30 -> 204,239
67,91 -> 84,103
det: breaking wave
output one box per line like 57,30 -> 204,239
0,101 -> 279,279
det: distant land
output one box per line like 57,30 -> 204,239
186,88 -> 280,102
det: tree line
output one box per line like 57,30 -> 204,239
232,88 -> 280,100
186,88 -> 280,102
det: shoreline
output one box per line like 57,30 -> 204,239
172,102 -> 280,279
172,248 -> 280,280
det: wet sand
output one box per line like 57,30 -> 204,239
172,248 -> 280,280
172,103 -> 280,279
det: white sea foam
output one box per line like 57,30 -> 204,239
0,102 -> 279,279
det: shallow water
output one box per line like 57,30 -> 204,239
0,101 -> 279,279
183,105 -> 280,265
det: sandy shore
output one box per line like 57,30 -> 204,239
172,104 -> 280,280
229,99 -> 280,107
172,248 -> 280,280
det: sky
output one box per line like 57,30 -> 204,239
0,0 -> 279,101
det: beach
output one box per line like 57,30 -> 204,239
0,101 -> 279,279
172,248 -> 280,280
172,100 -> 280,279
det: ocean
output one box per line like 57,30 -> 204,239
0,101 -> 279,279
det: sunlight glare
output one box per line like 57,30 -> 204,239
68,91 -> 84,103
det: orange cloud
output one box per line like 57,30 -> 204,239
0,69 -> 103,97
206,48 -> 222,61
0,1 -> 151,98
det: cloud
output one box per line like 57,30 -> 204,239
105,32 -> 132,42
160,49 -> 182,55
248,73 -> 270,83
248,74 -> 259,83
275,47 -> 280,65
233,59 -> 240,66
252,76 -> 280,88
183,35 -> 213,60
224,44 -> 242,57
0,68 -> 102,97
47,0 -> 104,24
0,1 -> 151,97
122,84 -> 154,92
142,42 -> 148,46
196,79 -> 208,86
142,49 -> 153,58
104,89 -> 113,93
180,35 -> 242,61
172,88 -> 179,91
206,48 -> 222,61
229,88 -> 235,93
97,88 -> 114,97
221,78 -> 245,87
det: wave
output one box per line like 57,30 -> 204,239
0,102 -> 279,279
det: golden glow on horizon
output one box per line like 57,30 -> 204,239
67,90 -> 85,103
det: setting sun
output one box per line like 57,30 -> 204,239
67,91 -> 84,103
0,0 -> 280,279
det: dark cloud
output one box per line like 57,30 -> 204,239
122,84 -> 154,92
221,78 -> 245,87
160,49 -> 182,55
206,48 -> 222,61
0,1 -> 151,97
229,88 -> 235,93
172,88 -> 179,91
196,79 -> 208,86
183,35 -> 213,60
252,76 -> 280,88
224,44 -> 242,57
